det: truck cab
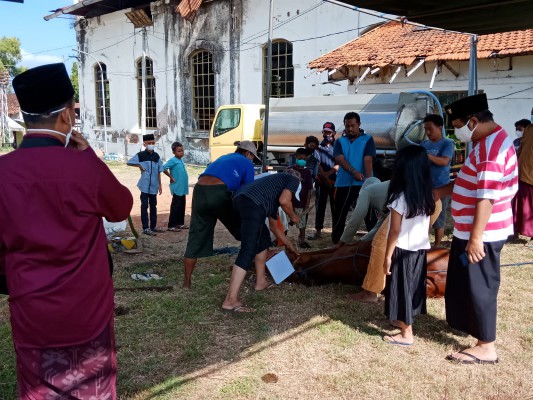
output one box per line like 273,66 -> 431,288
209,104 -> 263,162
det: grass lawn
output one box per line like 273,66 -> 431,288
1,163 -> 532,399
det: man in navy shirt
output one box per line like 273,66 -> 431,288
420,114 -> 455,247
222,173 -> 300,312
183,141 -> 257,288
127,134 -> 164,235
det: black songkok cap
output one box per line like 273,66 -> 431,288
12,63 -> 74,114
444,94 -> 489,121
143,134 -> 155,142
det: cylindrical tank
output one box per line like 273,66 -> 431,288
266,92 -> 433,152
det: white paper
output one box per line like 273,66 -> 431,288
266,250 -> 295,284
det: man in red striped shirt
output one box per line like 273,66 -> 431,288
438,94 -> 518,364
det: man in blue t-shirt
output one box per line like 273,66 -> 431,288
420,114 -> 455,247
331,112 -> 376,244
183,141 -> 257,288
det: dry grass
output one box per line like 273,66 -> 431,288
1,163 -> 532,400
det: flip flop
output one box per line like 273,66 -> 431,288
131,273 -> 149,281
131,273 -> 162,281
446,350 -> 498,364
221,305 -> 256,313
255,282 -> 278,291
167,227 -> 182,232
178,225 -> 189,229
153,227 -> 166,232
383,335 -> 413,346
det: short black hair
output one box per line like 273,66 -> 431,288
343,112 -> 360,124
171,142 -> 183,152
423,114 -> 444,127
295,147 -> 308,156
23,97 -> 75,127
515,119 -> 531,129
304,136 -> 319,146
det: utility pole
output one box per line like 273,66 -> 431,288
0,70 -> 9,147
261,0 -> 274,172
141,27 -> 147,138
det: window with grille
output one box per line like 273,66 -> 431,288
263,40 -> 294,98
191,50 -> 215,131
95,63 -> 111,126
137,57 -> 157,129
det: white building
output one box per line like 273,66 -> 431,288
46,0 -> 383,163
308,21 -> 533,136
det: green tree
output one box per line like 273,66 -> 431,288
0,36 -> 25,77
71,62 -> 79,102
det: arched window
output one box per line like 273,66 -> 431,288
263,40 -> 294,98
137,57 -> 157,128
191,50 -> 215,131
94,63 -> 111,126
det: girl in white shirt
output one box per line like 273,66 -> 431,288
383,145 -> 436,346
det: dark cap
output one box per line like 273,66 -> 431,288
322,122 -> 336,132
143,134 -> 155,142
13,63 -> 74,114
444,94 -> 489,121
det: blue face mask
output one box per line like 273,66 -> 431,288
296,159 -> 306,167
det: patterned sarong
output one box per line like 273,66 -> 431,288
16,320 -> 116,400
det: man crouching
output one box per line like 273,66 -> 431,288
222,172 -> 301,313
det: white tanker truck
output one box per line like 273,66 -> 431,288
209,91 -> 458,179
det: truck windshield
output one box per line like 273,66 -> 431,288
213,108 -> 241,137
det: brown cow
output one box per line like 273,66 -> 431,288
286,240 -> 449,298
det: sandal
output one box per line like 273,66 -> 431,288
152,227 -> 166,232
298,241 -> 312,249
167,227 -> 181,232
178,225 -> 189,229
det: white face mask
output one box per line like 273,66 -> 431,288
26,107 -> 73,148
454,119 -> 477,143
515,130 -> 523,138
146,144 -> 155,151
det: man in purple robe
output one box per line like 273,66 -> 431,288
0,63 -> 133,399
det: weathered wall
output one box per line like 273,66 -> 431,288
75,0 -> 384,164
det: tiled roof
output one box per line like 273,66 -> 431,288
308,21 -> 533,71
7,93 -> 20,115
177,0 -> 203,21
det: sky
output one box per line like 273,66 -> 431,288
0,0 -> 76,74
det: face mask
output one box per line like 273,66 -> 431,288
454,119 -> 477,142
296,159 -> 306,167
515,130 -> 523,138
26,107 -> 72,148
146,144 -> 155,151
65,114 -> 73,147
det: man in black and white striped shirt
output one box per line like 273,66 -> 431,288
221,173 -> 301,313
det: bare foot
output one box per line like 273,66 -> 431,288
346,290 -> 379,303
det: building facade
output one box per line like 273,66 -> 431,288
60,0 -> 382,163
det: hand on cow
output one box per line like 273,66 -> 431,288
285,241 -> 300,257
383,258 -> 392,275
